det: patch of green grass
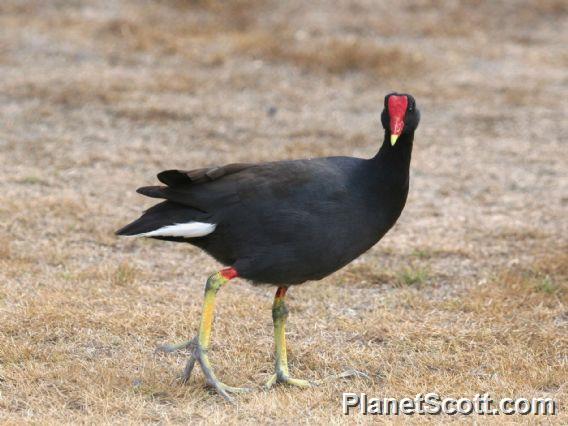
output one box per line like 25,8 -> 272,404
397,266 -> 431,286
411,248 -> 434,259
59,271 -> 74,281
534,275 -> 558,294
16,176 -> 48,186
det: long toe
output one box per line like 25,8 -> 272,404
282,377 -> 313,388
179,356 -> 197,384
263,374 -> 278,389
264,374 -> 315,389
203,378 -> 251,403
218,383 -> 253,394
265,369 -> 369,389
192,345 -> 249,403
208,383 -> 235,403
202,373 -> 250,403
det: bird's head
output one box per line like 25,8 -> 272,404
381,93 -> 420,146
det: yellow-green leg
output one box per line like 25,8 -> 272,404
159,268 -> 250,402
264,287 -> 313,388
264,287 -> 370,389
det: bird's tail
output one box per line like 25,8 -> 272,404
115,201 -> 216,239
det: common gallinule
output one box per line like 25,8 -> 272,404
116,93 -> 420,401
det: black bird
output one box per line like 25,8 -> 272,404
116,93 -> 420,401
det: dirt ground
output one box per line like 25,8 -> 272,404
0,0 -> 566,424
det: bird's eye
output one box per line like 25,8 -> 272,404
408,106 -> 414,112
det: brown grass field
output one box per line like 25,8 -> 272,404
0,0 -> 567,423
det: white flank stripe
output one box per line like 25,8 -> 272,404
132,222 -> 217,238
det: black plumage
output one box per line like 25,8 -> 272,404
116,93 -> 421,401
116,93 -> 420,285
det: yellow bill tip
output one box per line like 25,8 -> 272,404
390,134 -> 399,146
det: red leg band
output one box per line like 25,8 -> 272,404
220,267 -> 238,280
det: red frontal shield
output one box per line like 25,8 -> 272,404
388,95 -> 408,145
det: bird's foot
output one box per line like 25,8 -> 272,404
174,340 -> 251,403
264,369 -> 368,390
264,373 -> 314,389
155,337 -> 196,353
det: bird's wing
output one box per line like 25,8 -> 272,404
156,163 -> 256,187
235,158 -> 351,204
136,158 -> 357,214
136,163 -> 259,212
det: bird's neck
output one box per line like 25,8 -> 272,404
372,130 -> 414,173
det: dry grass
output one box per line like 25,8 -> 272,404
2,72 -> 196,106
1,248 -> 566,423
235,33 -> 425,78
1,0 -> 567,423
